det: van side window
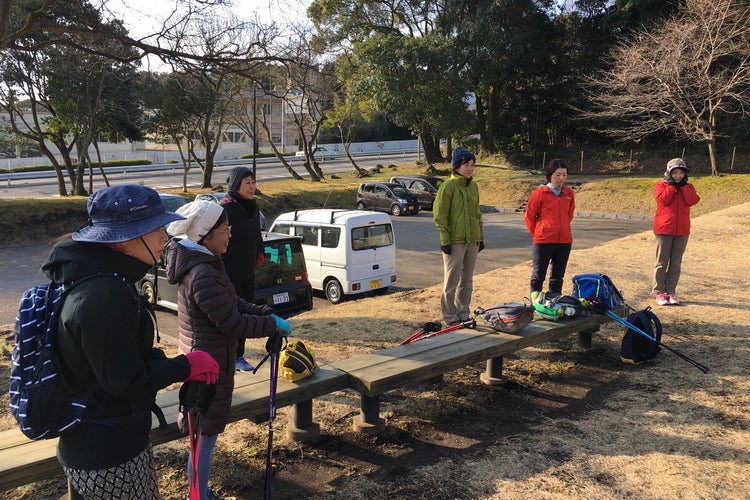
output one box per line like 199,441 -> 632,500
351,223 -> 394,250
321,227 -> 340,248
295,225 -> 318,246
272,223 -> 291,235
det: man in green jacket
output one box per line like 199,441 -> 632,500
433,146 -> 484,325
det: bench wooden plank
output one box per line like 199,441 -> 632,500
0,365 -> 348,493
333,315 -> 607,396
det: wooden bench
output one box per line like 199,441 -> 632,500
0,365 -> 348,493
330,315 -> 608,432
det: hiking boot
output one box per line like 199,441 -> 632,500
207,488 -> 228,500
655,292 -> 670,306
235,357 -> 254,372
667,293 -> 680,306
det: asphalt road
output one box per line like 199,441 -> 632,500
0,211 -> 652,334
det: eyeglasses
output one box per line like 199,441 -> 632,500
216,225 -> 232,234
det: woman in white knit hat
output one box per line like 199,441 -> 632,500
165,200 -> 291,499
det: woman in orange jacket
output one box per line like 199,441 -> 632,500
524,159 -> 575,295
652,158 -> 700,306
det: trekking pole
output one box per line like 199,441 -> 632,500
410,318 -> 477,343
262,332 -> 285,500
179,381 -> 216,500
400,321 -> 442,345
602,309 -> 709,374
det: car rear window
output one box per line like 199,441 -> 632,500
255,239 -> 306,288
351,223 -> 394,250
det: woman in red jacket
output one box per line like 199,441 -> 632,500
524,159 -> 575,295
653,158 -> 700,306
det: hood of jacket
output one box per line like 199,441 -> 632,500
42,238 -> 152,284
166,238 -> 224,285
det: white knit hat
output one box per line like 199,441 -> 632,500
167,200 -> 225,242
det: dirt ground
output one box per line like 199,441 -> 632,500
3,201 -> 750,499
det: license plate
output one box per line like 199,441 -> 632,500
273,292 -> 290,305
370,279 -> 381,290
407,205 -> 414,211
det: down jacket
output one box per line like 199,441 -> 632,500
524,184 -> 575,244
166,238 -> 276,435
653,179 -> 700,235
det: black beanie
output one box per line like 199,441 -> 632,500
451,146 -> 476,170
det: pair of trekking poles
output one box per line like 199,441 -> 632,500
181,332 -> 286,500
580,298 -> 709,373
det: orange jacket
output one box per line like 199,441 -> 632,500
524,185 -> 575,244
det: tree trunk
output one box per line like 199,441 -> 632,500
422,134 -> 442,163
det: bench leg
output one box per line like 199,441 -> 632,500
286,399 -> 321,443
480,356 -> 508,386
577,327 -> 598,349
352,394 -> 385,433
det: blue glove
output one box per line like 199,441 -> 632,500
272,314 -> 291,337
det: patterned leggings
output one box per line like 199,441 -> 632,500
64,444 -> 160,499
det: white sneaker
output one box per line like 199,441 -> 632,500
667,293 -> 680,306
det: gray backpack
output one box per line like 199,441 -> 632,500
474,302 -> 534,333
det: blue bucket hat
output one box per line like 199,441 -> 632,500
72,184 -> 185,243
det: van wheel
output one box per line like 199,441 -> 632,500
140,280 -> 156,304
325,279 -> 344,304
357,202 -> 365,210
390,204 -> 402,216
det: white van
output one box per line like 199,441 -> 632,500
269,209 -> 397,303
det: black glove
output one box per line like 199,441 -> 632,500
478,241 -> 485,252
265,332 -> 285,354
259,305 -> 274,316
666,177 -> 678,186
441,245 -> 451,255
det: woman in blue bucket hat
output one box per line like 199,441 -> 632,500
41,184 -> 220,499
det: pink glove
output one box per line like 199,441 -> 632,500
184,351 -> 219,384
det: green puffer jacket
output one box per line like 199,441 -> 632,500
433,174 -> 483,245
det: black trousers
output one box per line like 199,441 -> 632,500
530,243 -> 572,295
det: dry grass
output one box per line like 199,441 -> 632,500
1,161 -> 750,499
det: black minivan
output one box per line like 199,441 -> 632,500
138,232 -> 313,318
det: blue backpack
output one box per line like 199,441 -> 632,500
571,273 -> 625,310
9,274 -> 122,440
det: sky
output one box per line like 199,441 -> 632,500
104,0 -> 312,39
101,0 -> 312,71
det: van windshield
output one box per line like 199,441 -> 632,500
351,223 -> 394,250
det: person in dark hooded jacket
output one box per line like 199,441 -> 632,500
43,184 -> 219,500
166,200 -> 290,500
221,166 -> 266,371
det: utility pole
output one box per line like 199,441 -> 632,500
252,85 -> 257,179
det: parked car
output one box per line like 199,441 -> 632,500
270,209 -> 397,303
138,232 -> 313,317
356,182 -> 420,216
158,193 -> 188,213
195,192 -> 267,230
389,175 -> 444,211
295,146 -> 334,160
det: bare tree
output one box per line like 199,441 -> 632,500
0,1 -> 291,71
583,0 -> 750,175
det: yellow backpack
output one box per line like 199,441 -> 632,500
279,340 -> 317,382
